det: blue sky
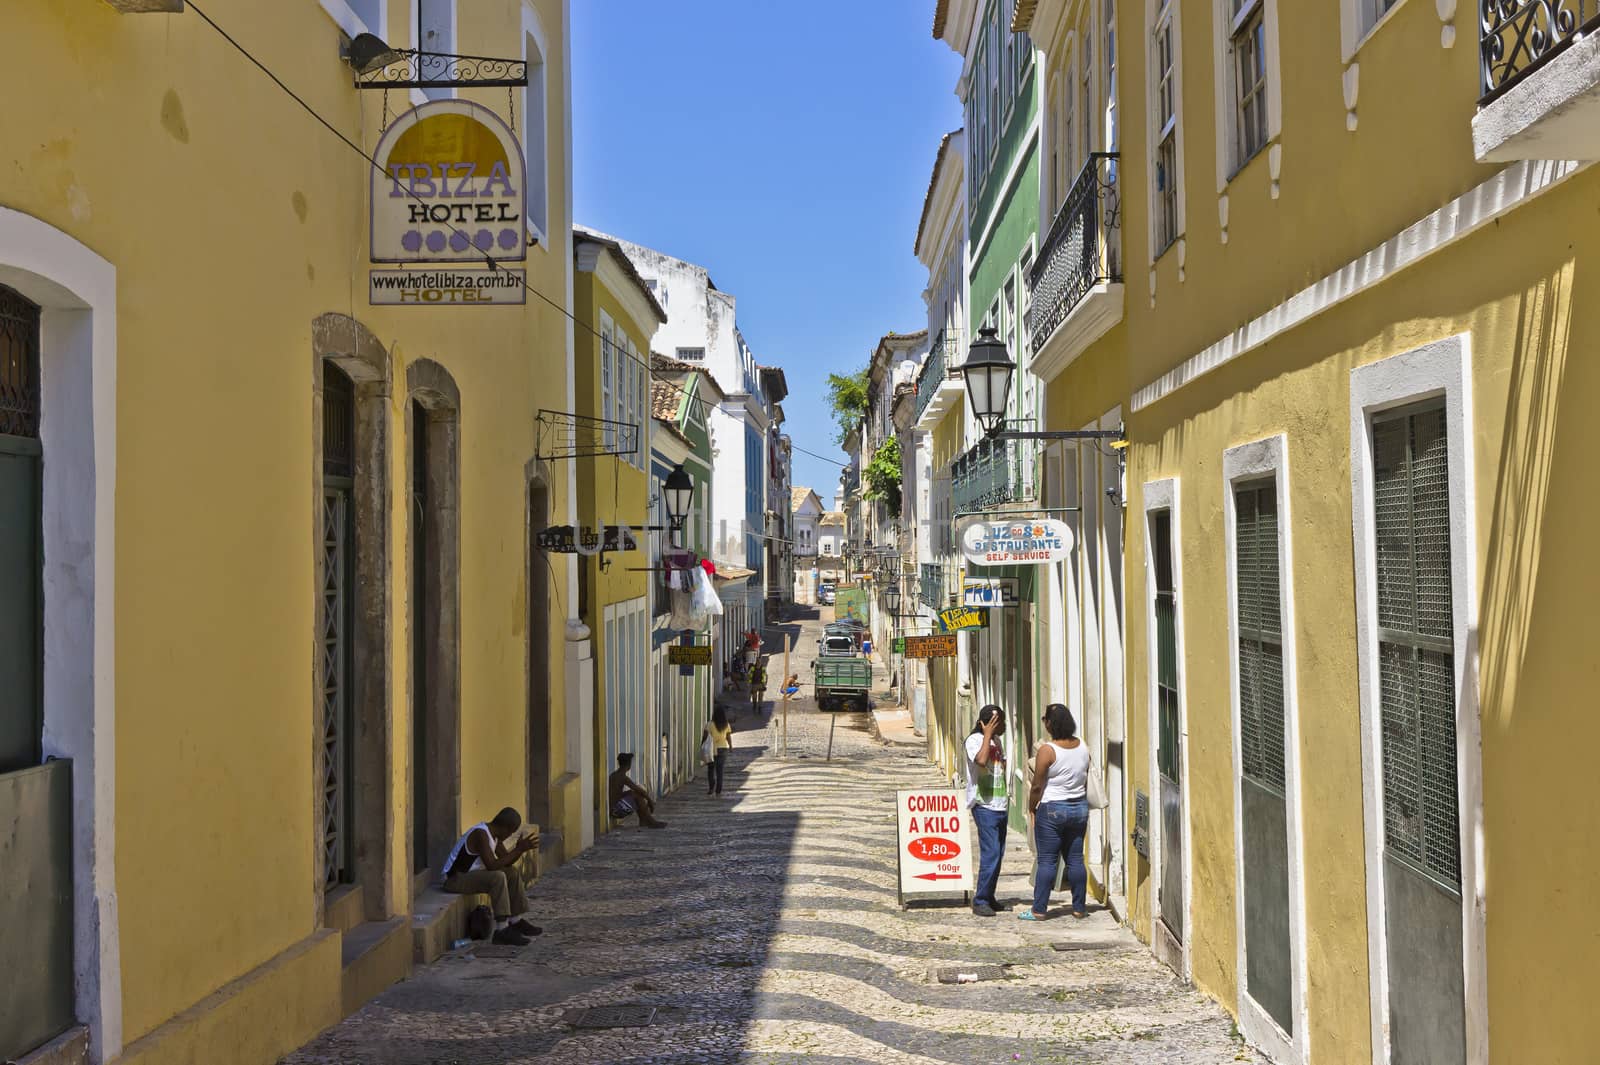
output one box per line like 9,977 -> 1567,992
572,1 -> 962,509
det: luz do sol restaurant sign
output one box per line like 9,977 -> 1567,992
960,518 -> 1074,566
370,100 -> 527,306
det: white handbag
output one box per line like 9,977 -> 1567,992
699,729 -> 716,765
1086,751 -> 1108,810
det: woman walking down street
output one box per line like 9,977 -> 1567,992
703,705 -> 734,796
965,705 -> 1010,917
1021,703 -> 1091,921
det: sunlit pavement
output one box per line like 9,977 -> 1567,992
282,613 -> 1260,1065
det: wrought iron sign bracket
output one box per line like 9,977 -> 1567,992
352,41 -> 528,90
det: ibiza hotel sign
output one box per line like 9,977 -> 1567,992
369,100 -> 526,306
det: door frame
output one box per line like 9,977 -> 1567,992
1349,335 -> 1486,1065
1222,435 -> 1309,1062
1142,476 -> 1191,980
0,207 -> 121,1062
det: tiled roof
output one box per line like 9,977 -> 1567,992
1011,0 -> 1038,31
932,0 -> 949,38
572,226 -> 667,323
914,130 -> 962,258
651,352 -> 699,373
819,511 -> 846,527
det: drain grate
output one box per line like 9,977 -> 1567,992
571,1005 -> 658,1029
936,964 -> 1008,984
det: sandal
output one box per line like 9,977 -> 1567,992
1017,910 -> 1046,922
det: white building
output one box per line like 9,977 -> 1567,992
791,487 -> 824,602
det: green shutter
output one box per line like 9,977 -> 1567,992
1234,481 -> 1286,795
1372,405 -> 1461,892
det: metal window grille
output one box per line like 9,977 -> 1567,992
1234,481 -> 1286,794
1372,404 -> 1461,892
1153,510 -> 1181,784
1232,3 -> 1269,165
0,286 -> 41,440
320,362 -> 356,888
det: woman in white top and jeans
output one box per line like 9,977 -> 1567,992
1021,703 -> 1091,921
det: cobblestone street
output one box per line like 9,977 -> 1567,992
285,626 -> 1259,1065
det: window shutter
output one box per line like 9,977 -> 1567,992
1234,481 -> 1286,795
1372,405 -> 1460,891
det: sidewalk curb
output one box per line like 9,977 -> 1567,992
870,707 -> 923,748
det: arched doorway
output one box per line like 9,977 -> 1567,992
311,313 -> 394,923
527,473 -> 552,837
406,360 -> 460,882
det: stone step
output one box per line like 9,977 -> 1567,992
340,918 -> 410,1018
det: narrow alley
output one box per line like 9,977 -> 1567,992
282,614 -> 1256,1065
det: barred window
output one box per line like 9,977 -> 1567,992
1372,404 -> 1461,891
1234,480 -> 1286,794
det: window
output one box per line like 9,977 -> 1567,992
1233,480 -> 1285,794
600,317 -> 615,451
1152,510 -> 1181,787
416,0 -> 455,100
1152,0 -> 1180,254
1056,69 -> 1073,211
1230,0 -> 1269,169
522,18 -> 548,238
676,347 -> 705,362
1105,0 -> 1119,149
1371,403 -> 1459,889
1081,37 -> 1094,163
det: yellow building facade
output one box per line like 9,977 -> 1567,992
0,2 -> 580,1063
573,230 -> 664,827
1018,0 -> 1600,1060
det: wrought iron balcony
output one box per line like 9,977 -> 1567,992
920,562 -> 949,611
950,425 -> 1040,514
1481,0 -> 1600,102
913,329 -> 965,424
1027,153 -> 1120,356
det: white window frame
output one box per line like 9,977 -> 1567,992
522,4 -> 550,243
1212,0 -> 1281,188
318,0 -> 386,40
600,311 -> 615,450
1348,334 -> 1486,1065
1142,476 -> 1192,981
1222,435 -> 1310,1064
414,0 -> 457,100
1148,0 -> 1185,259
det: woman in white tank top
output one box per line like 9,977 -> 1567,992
1021,703 -> 1092,921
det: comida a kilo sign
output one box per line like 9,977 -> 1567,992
370,99 -> 527,305
895,788 -> 973,906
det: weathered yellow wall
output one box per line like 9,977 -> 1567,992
3,0 -> 571,1053
1123,161 -> 1600,1062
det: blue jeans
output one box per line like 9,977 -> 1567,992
971,805 -> 1008,909
1032,799 -> 1089,915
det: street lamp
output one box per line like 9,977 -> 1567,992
663,464 -> 693,547
884,579 -> 901,616
960,325 -> 1017,437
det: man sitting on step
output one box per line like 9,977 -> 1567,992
441,807 -> 543,946
608,753 -> 667,828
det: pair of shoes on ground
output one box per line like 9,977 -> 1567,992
490,917 -> 543,946
971,900 -> 1013,917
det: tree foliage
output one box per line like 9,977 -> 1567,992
863,437 -> 903,518
825,368 -> 870,445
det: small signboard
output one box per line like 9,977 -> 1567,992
963,576 -> 1020,609
938,605 -> 990,632
834,584 -> 870,626
961,518 -> 1074,566
903,634 -> 958,659
370,268 -> 526,306
895,788 -> 973,905
667,644 -> 712,666
535,524 -> 638,553
892,637 -> 906,654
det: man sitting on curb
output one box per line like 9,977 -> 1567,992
441,807 -> 543,946
608,752 -> 667,828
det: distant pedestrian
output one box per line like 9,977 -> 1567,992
965,705 -> 1009,918
1020,703 -> 1090,921
703,705 -> 734,797
748,660 -> 768,707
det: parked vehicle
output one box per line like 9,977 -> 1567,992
818,582 -> 836,605
813,654 -> 872,712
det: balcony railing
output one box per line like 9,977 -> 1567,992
1482,0 -> 1600,101
1027,153 -> 1120,355
913,329 -> 965,423
920,562 -> 949,611
950,425 -> 1040,514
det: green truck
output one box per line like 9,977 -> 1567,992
814,652 -> 872,712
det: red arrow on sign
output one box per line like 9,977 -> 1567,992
914,873 -> 963,881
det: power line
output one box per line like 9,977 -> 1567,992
183,1 -> 847,471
